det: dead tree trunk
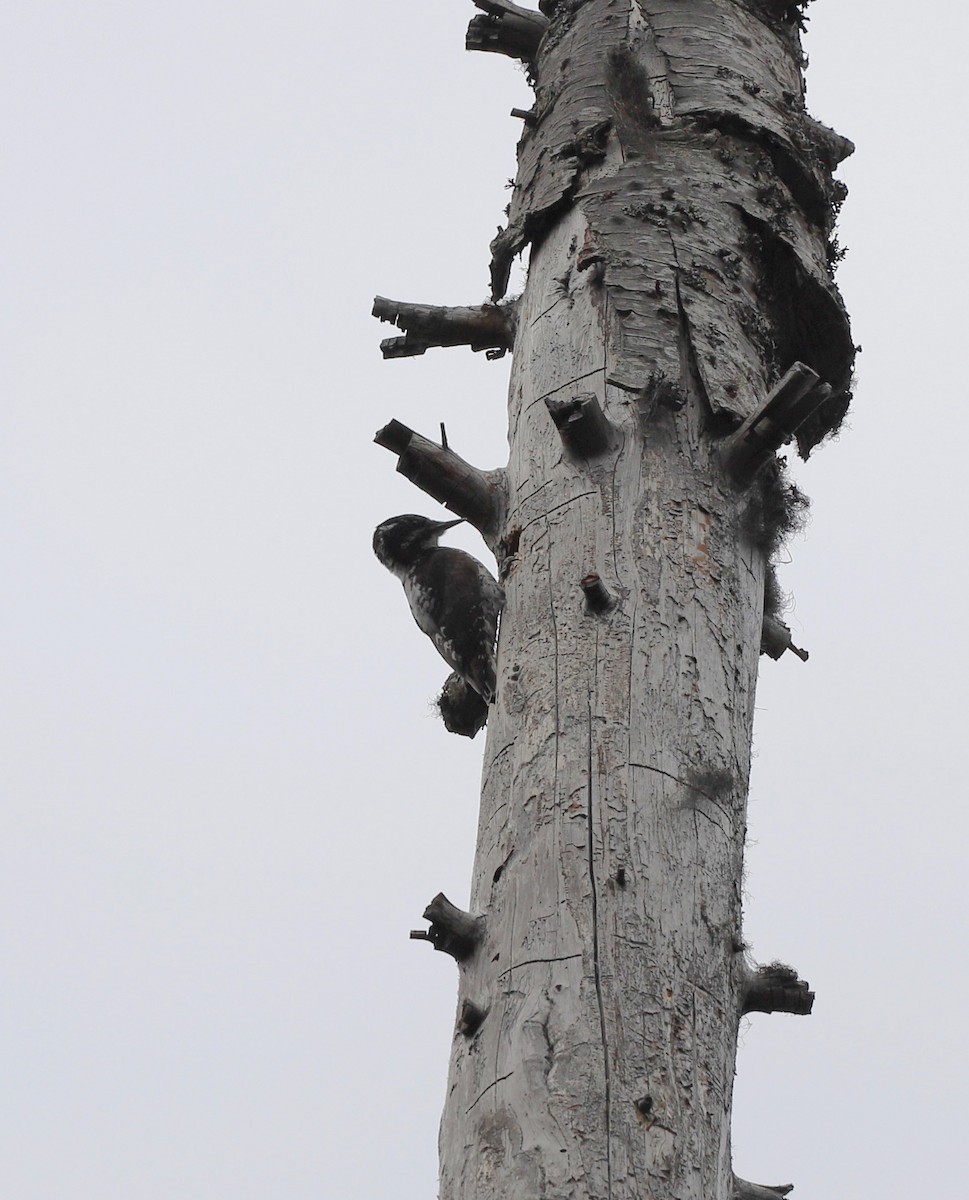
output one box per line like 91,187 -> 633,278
374,2 -> 853,1197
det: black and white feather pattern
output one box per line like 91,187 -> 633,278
373,514 -> 504,704
402,548 -> 503,703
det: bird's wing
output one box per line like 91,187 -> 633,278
404,548 -> 503,700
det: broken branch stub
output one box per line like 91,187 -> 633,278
372,296 -> 517,360
465,0 -> 548,64
723,363 -> 829,484
580,573 -> 618,616
545,393 -> 616,459
733,1178 -> 795,1200
761,614 -> 809,662
374,420 -> 504,536
756,0 -> 811,28
742,962 -> 815,1016
410,894 -> 485,962
457,1000 -> 488,1037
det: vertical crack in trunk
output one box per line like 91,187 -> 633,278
548,531 -> 561,794
425,4 -> 851,1191
628,0 -> 676,126
587,692 -> 613,1197
496,875 -> 520,1103
672,259 -> 712,418
610,452 -> 623,580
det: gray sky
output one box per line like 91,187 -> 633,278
2,2 -> 966,1197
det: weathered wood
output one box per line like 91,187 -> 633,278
761,613 -> 809,662
734,1178 -> 795,1200
373,420 -> 505,539
742,0 -> 811,31
410,893 -> 485,962
545,392 -> 617,459
741,962 -> 815,1016
465,0 -> 548,64
488,0 -> 854,451
723,364 -> 828,484
372,295 -> 516,360
376,2 -> 854,1197
510,106 -> 537,126
441,196 -> 766,1200
434,4 -> 852,1194
457,999 -> 489,1037
580,572 -> 619,616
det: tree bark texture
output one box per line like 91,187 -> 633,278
384,3 -> 853,1198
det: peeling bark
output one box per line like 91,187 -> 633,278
440,5 -> 850,1196
442,197 -> 762,1200
376,1 -> 853,1197
488,0 -> 853,451
722,363 -> 826,484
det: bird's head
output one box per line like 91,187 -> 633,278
373,514 -> 464,573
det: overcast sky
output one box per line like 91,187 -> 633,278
2,2 -> 967,1197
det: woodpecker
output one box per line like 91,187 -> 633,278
373,514 -> 503,703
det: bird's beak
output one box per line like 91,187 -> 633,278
434,518 -> 465,532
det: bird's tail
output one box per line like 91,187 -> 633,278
466,654 -> 497,705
